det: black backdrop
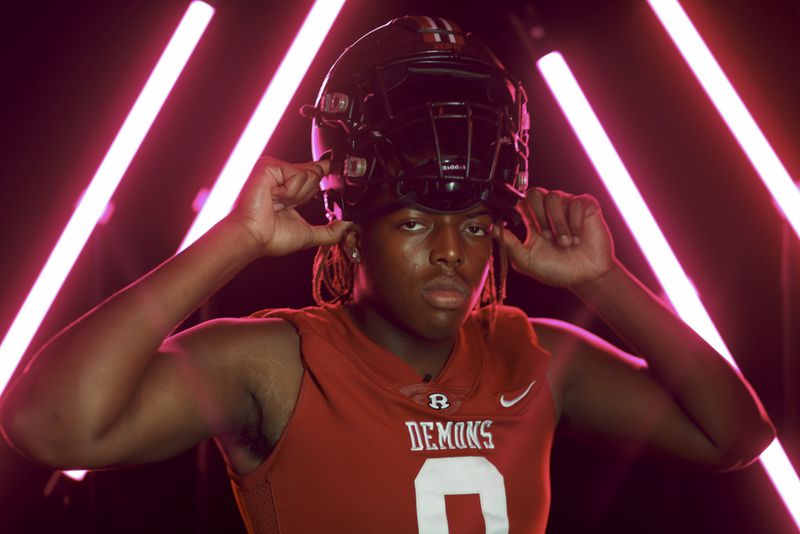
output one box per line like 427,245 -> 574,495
1,1 -> 798,532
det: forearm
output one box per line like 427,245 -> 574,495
572,260 -> 774,462
1,218 -> 261,446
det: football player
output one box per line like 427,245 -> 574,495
0,16 -> 774,533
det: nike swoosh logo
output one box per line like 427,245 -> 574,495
499,380 -> 537,408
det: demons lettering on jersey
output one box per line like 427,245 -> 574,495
406,420 -> 494,451
229,304 -> 555,534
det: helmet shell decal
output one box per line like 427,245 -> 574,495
412,16 -> 466,48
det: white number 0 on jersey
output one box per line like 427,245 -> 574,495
414,456 -> 509,533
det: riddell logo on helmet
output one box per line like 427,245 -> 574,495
442,163 -> 466,171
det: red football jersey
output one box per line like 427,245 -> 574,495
227,304 -> 556,533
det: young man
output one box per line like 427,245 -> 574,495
0,16 -> 773,533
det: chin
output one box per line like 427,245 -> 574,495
411,307 -> 472,341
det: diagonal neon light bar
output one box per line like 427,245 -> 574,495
537,51 -> 800,532
178,0 -> 347,252
647,0 -> 800,240
0,1 -> 215,481
0,0 -> 214,396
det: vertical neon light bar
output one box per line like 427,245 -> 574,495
178,0 -> 347,251
537,51 -> 799,531
0,2 -> 214,481
647,0 -> 800,239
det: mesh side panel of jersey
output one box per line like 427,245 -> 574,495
230,478 -> 280,534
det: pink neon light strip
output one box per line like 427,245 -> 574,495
0,2 -> 214,480
0,1 -> 214,394
647,0 -> 800,239
178,0 -> 347,251
536,51 -> 799,531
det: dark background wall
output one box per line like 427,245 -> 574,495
0,0 -> 798,532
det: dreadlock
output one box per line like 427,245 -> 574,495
311,244 -> 354,305
311,230 -> 509,334
477,229 -> 509,335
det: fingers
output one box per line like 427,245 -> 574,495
500,227 -> 527,267
527,188 -> 549,239
521,188 -> 599,247
294,162 -> 327,205
567,194 -> 596,245
262,157 -> 328,211
544,191 -> 574,246
305,158 -> 330,177
307,219 -> 353,247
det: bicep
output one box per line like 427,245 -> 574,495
534,318 -> 724,468
85,318 -> 292,468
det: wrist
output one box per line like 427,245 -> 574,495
213,216 -> 267,263
570,259 -> 626,301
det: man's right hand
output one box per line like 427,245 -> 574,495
228,157 -> 351,257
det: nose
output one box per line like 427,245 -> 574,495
429,223 -> 464,268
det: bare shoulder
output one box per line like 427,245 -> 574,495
164,316 -> 302,391
527,317 -> 644,425
168,315 -> 304,417
529,317 -> 642,370
531,318 -> 624,355
167,316 -> 299,359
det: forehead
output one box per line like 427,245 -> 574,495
374,202 -> 494,223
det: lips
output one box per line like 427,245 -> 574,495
419,277 -> 470,310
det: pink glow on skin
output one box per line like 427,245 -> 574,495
0,1 -> 214,481
537,51 -> 799,532
647,0 -> 800,240
178,0 -> 348,252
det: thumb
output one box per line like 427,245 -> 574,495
502,228 -> 529,267
307,219 -> 353,247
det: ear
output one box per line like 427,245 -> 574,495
342,223 -> 363,258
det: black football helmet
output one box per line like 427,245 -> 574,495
304,16 -> 530,224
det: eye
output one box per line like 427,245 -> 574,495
398,220 -> 425,232
464,224 -> 489,237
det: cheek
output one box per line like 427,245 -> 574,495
468,241 -> 494,276
357,236 -> 414,293
374,242 -> 425,288
358,241 -> 431,311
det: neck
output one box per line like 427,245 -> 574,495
344,301 -> 455,380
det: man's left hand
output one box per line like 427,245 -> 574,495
501,187 -> 616,288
